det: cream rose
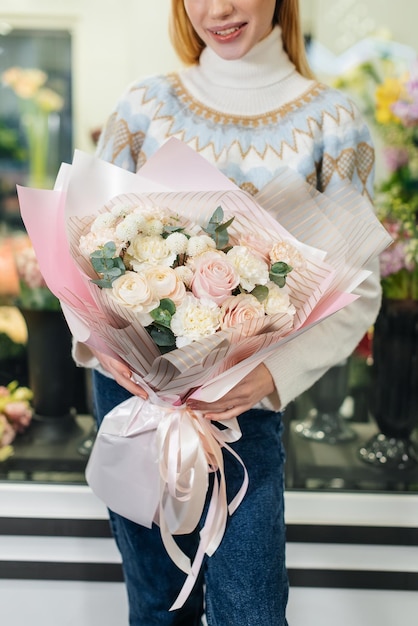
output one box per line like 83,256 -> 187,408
144,266 -> 186,307
220,293 -> 265,330
171,294 -> 221,347
110,271 -> 159,325
190,251 -> 240,305
226,246 -> 269,291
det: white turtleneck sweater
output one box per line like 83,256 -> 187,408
77,27 -> 380,409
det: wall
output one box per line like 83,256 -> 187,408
0,0 -> 181,152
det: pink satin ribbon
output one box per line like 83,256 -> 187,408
154,404 -> 248,610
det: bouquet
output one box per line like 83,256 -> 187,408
17,138 -> 391,609
79,200 -> 300,352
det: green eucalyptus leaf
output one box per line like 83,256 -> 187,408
89,242 -> 126,288
269,262 -> 293,288
150,298 -> 176,328
210,206 -> 224,224
215,216 -> 234,232
148,324 -> 176,348
251,285 -> 269,302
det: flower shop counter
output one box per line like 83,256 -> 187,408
0,480 -> 417,626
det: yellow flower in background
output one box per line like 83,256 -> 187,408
375,75 -> 406,124
34,87 -> 64,113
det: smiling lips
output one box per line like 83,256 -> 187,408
210,22 -> 247,41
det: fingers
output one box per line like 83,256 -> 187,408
186,399 -> 246,421
186,364 -> 275,420
95,352 -> 148,399
116,371 -> 148,399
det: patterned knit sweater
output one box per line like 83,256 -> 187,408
81,27 -> 381,409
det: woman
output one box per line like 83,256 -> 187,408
76,1 -> 381,624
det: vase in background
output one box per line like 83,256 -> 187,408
21,109 -> 54,188
295,359 -> 356,445
19,307 -> 81,443
359,299 -> 418,470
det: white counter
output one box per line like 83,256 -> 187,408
0,482 -> 417,625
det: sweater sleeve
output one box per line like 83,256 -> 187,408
95,78 -> 156,171
262,97 -> 381,410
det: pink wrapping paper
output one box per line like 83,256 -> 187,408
17,138 -> 392,609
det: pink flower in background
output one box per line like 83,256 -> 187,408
15,246 -> 48,289
392,60 -> 418,127
0,382 -> 33,462
380,241 -> 412,277
0,415 -> 16,446
382,146 -> 410,173
4,401 -> 33,433
14,244 -> 61,311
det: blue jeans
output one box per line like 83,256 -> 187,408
92,371 -> 289,626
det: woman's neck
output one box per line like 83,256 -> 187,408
178,27 -> 312,116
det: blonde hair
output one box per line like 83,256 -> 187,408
169,0 -> 314,79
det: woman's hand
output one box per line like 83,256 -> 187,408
186,363 -> 277,420
91,349 -> 148,399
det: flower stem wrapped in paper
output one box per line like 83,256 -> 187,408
17,138 -> 392,609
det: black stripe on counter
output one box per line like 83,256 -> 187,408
286,525 -> 418,546
1,562 -> 417,591
288,569 -> 418,591
1,518 -> 417,547
0,517 -> 112,537
0,561 -> 124,582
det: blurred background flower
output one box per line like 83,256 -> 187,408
0,380 -> 33,462
1,66 -> 64,188
335,52 -> 418,300
14,241 -> 61,311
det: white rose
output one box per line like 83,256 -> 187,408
226,246 -> 269,291
171,294 -> 221,346
264,282 -> 296,317
144,266 -> 186,306
110,271 -> 159,325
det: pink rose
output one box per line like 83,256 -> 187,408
190,252 -> 240,305
220,293 -> 265,330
